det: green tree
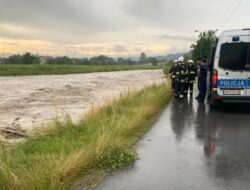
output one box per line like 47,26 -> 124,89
191,30 -> 217,61
126,58 -> 134,65
151,57 -> 158,66
22,52 -> 40,64
117,57 -> 134,65
80,58 -> 89,65
147,57 -> 158,66
54,56 -> 71,64
89,55 -> 116,65
117,57 -> 126,65
8,55 -> 22,64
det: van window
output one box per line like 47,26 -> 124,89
219,42 -> 250,71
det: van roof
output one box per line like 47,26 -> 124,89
222,28 -> 250,32
219,29 -> 250,38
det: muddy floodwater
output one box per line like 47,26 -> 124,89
0,70 -> 164,130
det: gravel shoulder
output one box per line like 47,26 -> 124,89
0,70 -> 165,130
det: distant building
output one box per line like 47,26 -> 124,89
39,56 -> 53,64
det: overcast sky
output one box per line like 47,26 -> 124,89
0,0 -> 249,57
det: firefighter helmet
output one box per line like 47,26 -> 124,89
177,56 -> 184,62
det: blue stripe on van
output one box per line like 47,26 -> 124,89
218,79 -> 250,88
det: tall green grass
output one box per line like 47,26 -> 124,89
0,83 -> 171,190
0,64 -> 162,76
163,64 -> 171,76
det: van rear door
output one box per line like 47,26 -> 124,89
246,30 -> 250,96
217,30 -> 249,96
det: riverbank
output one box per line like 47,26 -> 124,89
0,83 -> 171,190
0,64 -> 162,76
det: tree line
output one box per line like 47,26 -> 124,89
1,52 -> 158,65
191,30 -> 217,61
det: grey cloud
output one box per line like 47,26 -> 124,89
113,45 -> 128,53
122,0 -> 235,32
0,0 -> 125,40
0,0 -> 248,56
0,0 -> 242,40
1,0 -> 100,25
156,34 -> 196,42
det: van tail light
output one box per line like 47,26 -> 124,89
211,69 -> 218,88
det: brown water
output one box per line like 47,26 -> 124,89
0,70 -> 164,130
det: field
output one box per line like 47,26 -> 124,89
0,83 -> 171,190
0,64 -> 163,76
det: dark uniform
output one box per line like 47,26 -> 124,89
172,65 -> 180,97
179,63 -> 188,98
187,63 -> 197,95
196,62 -> 207,102
183,63 -> 189,97
173,63 -> 182,98
169,64 -> 177,92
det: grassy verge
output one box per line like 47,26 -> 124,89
163,64 -> 171,76
0,64 -> 162,76
0,83 -> 171,190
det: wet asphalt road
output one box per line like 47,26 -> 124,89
96,95 -> 250,190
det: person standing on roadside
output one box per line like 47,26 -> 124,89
187,60 -> 197,96
183,61 -> 189,98
176,56 -> 186,99
196,59 -> 207,103
173,60 -> 182,98
170,60 -> 178,93
180,61 -> 188,99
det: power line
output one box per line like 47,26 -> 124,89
220,0 -> 243,30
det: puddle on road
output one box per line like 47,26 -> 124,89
96,97 -> 250,190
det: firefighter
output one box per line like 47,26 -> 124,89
180,61 -> 188,99
176,57 -> 186,99
174,59 -> 182,98
183,61 -> 189,97
187,60 -> 197,96
196,59 -> 207,103
169,60 -> 178,93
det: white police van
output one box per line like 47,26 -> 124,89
207,29 -> 250,106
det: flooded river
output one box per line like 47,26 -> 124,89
0,70 -> 164,130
